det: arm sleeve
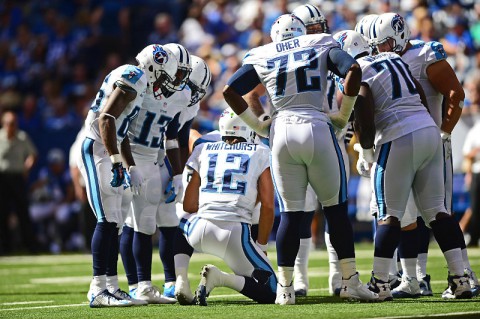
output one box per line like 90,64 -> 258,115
226,64 -> 261,96
186,144 -> 203,172
327,47 -> 358,78
165,112 -> 181,140
178,119 -> 193,148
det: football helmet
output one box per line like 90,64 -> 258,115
333,30 -> 371,59
219,108 -> 255,143
187,55 -> 211,107
270,14 -> 306,42
163,43 -> 192,92
370,12 -> 411,53
354,14 -> 379,40
292,4 -> 329,34
135,44 -> 178,99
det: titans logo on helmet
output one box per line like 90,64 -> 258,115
336,32 -> 348,49
153,45 -> 169,65
391,14 -> 405,34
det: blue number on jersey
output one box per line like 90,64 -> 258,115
267,48 -> 321,97
371,57 -> 417,100
117,106 -> 140,138
133,113 -> 173,148
91,74 -> 111,112
203,152 -> 250,194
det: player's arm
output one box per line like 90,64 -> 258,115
353,83 -> 375,149
183,168 -> 200,213
243,84 -> 267,117
165,112 -> 183,176
426,60 -> 465,135
120,137 -> 135,167
188,129 -> 202,154
327,48 -> 362,129
178,118 -> 193,167
257,167 -> 274,247
223,64 -> 271,137
98,82 -> 137,159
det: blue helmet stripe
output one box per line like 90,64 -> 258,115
177,45 -> 184,63
305,4 -> 315,18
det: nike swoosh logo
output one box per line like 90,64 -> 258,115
154,162 -> 158,165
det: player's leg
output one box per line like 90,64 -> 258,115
196,221 -> 277,305
293,207 -> 315,297
80,138 -> 132,307
415,216 -> 432,295
415,128 -> 472,299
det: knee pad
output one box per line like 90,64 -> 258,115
157,202 -> 180,227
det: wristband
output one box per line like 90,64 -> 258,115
256,241 -> 268,251
110,154 -> 123,164
128,165 -> 136,173
165,139 -> 179,150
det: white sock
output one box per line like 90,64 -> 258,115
325,232 -> 341,293
106,275 -> 119,293
138,281 -> 152,291
444,248 -> 464,276
400,258 -> 417,279
294,238 -> 311,289
164,281 -> 175,288
129,283 -> 138,292
174,253 -> 191,269
416,253 -> 428,279
339,258 -> 356,279
278,266 -> 294,286
90,275 -> 107,295
373,257 -> 391,282
389,249 -> 399,275
223,273 -> 245,292
462,248 -> 471,270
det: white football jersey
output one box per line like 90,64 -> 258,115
243,34 -> 338,120
401,40 -> 447,127
127,87 -> 192,162
85,64 -> 147,145
358,52 -> 436,145
187,141 -> 270,224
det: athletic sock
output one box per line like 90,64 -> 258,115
133,231 -> 152,282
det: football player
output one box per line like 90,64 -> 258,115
117,43 -> 192,304
223,14 -> 378,304
174,108 -> 277,306
342,27 -> 473,300
78,44 -> 178,307
370,12 -> 478,298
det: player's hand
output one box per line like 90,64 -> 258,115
356,157 -> 371,178
258,117 -> 272,138
127,166 -> 144,196
441,131 -> 452,160
164,174 -> 183,203
353,143 -> 374,178
255,241 -> 268,256
110,162 -> 126,187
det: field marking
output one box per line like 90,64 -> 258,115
380,311 -> 480,319
0,301 -> 53,306
0,303 -> 87,311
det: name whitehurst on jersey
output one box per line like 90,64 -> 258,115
205,143 -> 259,151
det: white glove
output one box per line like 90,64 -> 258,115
353,143 -> 374,178
441,131 -> 452,160
172,174 -> 184,202
128,166 -> 144,195
165,174 -> 184,203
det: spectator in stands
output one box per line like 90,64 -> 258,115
0,110 -> 37,254
147,13 -> 179,45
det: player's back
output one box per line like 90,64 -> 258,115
401,40 -> 447,127
243,33 -> 338,119
85,64 -> 147,144
187,141 -> 270,224
358,52 -> 436,145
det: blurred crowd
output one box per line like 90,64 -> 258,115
0,0 -> 479,254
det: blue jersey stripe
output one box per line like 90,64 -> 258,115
328,124 -> 347,203
81,138 -> 105,221
269,156 -> 285,212
374,142 -> 391,219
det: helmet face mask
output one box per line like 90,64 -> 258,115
270,14 -> 306,42
187,55 -> 211,107
163,43 -> 192,92
292,4 -> 329,34
219,108 -> 255,143
136,44 -> 178,99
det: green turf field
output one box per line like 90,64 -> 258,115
0,242 -> 479,319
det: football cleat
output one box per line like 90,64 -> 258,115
465,268 -> 480,297
111,288 -> 148,306
388,272 -> 402,290
294,289 -> 307,297
275,283 -> 295,305
293,264 -> 309,297
340,272 -> 379,301
175,277 -> 196,306
89,289 -> 133,308
419,274 -> 433,296
441,274 -> 473,299
391,275 -> 421,298
367,273 -> 393,301
135,285 -> 177,304
163,284 -> 176,299
195,264 -> 227,306
329,271 -> 342,296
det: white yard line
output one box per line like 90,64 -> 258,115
379,312 -> 480,319
0,303 -> 87,311
0,301 -> 53,306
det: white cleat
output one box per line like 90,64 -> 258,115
340,273 -> 379,302
135,286 -> 177,304
442,275 -> 472,299
111,288 -> 148,306
89,289 -> 133,308
367,273 -> 393,301
195,264 -> 227,306
329,271 -> 342,296
175,276 -> 196,305
294,265 -> 309,297
465,268 -> 480,297
391,275 -> 421,298
275,283 -> 295,305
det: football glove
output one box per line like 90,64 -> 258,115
441,131 -> 452,160
164,174 -> 184,204
110,162 -> 126,187
125,165 -> 144,196
353,143 -> 374,178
